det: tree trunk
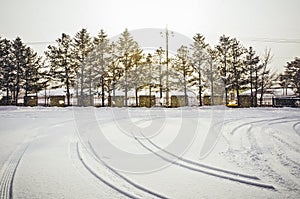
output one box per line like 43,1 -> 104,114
149,85 -> 152,107
15,63 -> 20,105
254,69 -> 258,107
101,75 -> 105,107
210,59 -> 214,105
224,55 -> 228,105
88,69 -> 93,106
135,88 -> 138,107
259,66 -> 266,107
250,67 -> 253,107
233,57 -> 240,107
112,82 -> 116,107
159,58 -> 163,103
6,85 -> 9,105
198,61 -> 202,106
66,66 -> 70,106
124,69 -> 128,107
80,64 -> 84,106
184,69 -> 188,106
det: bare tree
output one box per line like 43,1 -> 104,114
259,48 -> 273,106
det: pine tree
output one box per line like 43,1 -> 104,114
92,29 -> 110,106
0,38 -> 14,104
173,45 -> 193,106
216,35 -> 232,104
39,60 -> 52,106
23,47 -> 43,105
73,28 -> 93,106
229,38 -> 246,107
282,57 -> 300,97
190,33 -> 208,106
117,29 -> 139,107
45,33 -> 76,106
130,48 -> 144,106
245,46 -> 260,107
12,37 -> 27,105
206,47 -> 221,105
106,42 -> 123,106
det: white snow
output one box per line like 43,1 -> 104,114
0,106 -> 299,198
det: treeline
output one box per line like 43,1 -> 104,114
0,28 -> 299,107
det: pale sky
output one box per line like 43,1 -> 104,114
1,0 -> 300,72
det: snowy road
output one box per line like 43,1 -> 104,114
0,106 -> 299,198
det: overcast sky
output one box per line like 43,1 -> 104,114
1,0 -> 300,72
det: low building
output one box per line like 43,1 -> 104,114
49,96 -> 65,107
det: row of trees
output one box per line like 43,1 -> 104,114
1,28 -> 299,107
0,37 -> 44,105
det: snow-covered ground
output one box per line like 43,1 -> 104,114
0,106 -> 299,198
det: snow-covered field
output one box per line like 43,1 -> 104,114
0,106 -> 299,199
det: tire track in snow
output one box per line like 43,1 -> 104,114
74,116 -> 169,198
245,126 -> 300,192
86,141 -> 169,199
75,142 -> 141,199
138,131 -> 259,180
271,138 -> 300,178
270,134 -> 300,153
229,117 -> 291,135
131,131 -> 275,190
132,117 -> 259,180
0,143 -> 29,199
293,122 -> 300,136
268,118 -> 300,126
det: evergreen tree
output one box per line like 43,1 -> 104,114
45,33 -> 76,106
190,33 -> 208,106
173,45 -> 193,106
39,60 -> 52,106
130,48 -> 144,106
0,38 -> 14,104
93,29 -> 110,106
1,37 -> 43,105
106,42 -> 123,106
216,35 -> 231,104
117,28 -> 140,107
73,28 -> 93,106
229,38 -> 246,107
206,47 -> 221,105
12,37 -> 27,105
282,57 -> 300,97
245,46 -> 260,106
23,47 -> 43,105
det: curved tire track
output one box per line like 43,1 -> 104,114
133,116 -> 259,180
271,134 -> 300,153
75,142 -> 140,199
293,122 -> 300,136
246,126 -> 300,191
139,131 -> 259,180
132,132 -> 275,190
86,141 -> 169,199
230,117 -> 291,135
0,143 -> 29,199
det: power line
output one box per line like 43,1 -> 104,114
248,38 -> 300,44
24,41 -> 56,45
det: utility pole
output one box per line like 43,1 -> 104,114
156,47 -> 164,102
161,26 -> 173,107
